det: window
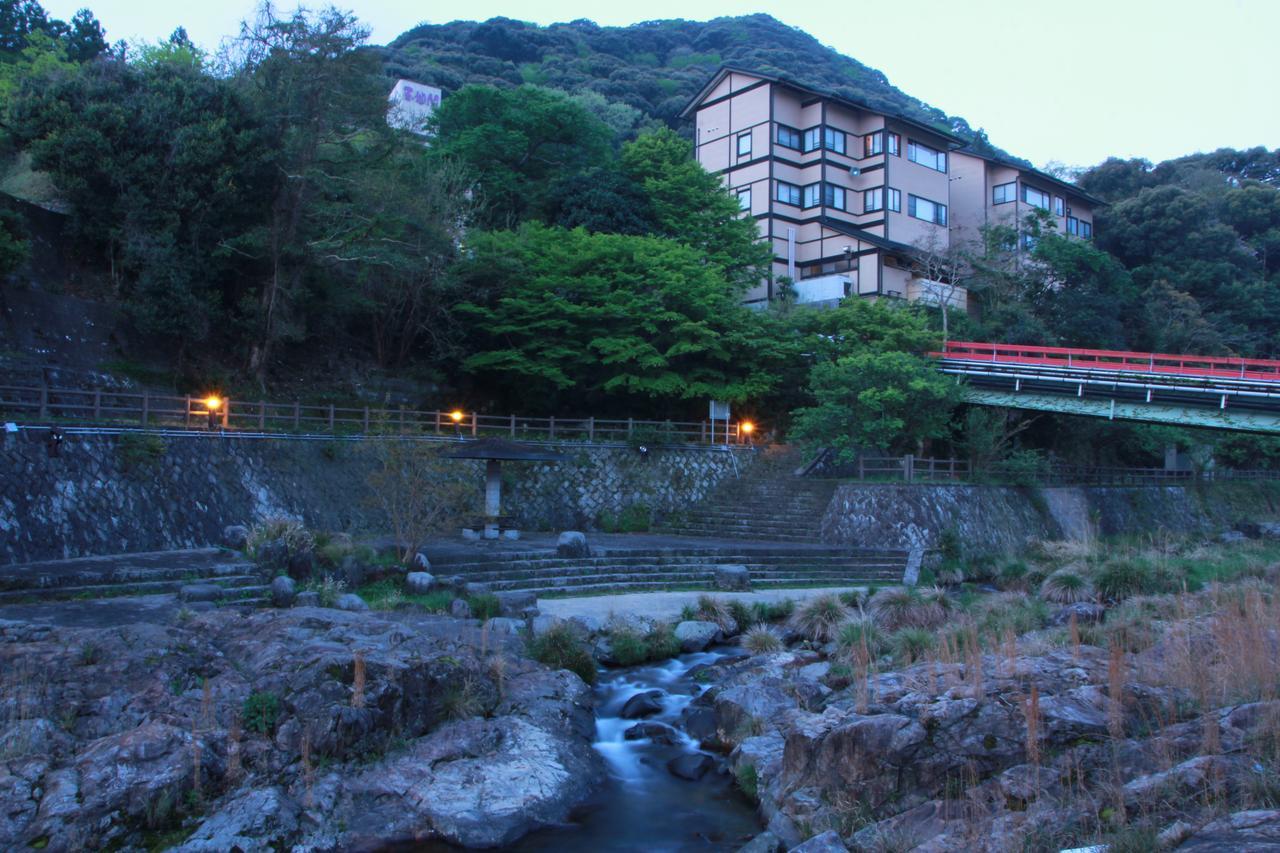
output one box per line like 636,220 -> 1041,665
802,127 -> 821,153
823,126 -> 846,154
737,132 -> 752,158
800,257 -> 856,279
1022,185 -> 1051,210
1022,233 -> 1039,251
908,194 -> 947,225
775,180 -> 801,206
777,124 -> 801,150
1081,220 -> 1093,239
1066,216 -> 1079,236
737,187 -> 752,212
864,187 -> 883,213
1054,196 -> 1064,216
887,188 -> 901,212
993,182 -> 1016,205
803,183 -> 821,208
865,132 -> 883,157
823,184 -> 846,210
907,140 -> 947,172
888,132 -> 900,156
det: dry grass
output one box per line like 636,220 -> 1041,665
789,593 -> 851,643
352,651 -> 366,709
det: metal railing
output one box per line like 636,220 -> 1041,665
935,340 -> 1280,383
0,383 -> 753,445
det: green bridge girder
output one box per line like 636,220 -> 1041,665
960,387 -> 1280,434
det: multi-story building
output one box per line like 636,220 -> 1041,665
682,65 -> 1101,309
949,151 -> 1102,252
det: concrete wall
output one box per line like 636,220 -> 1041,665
819,481 -> 1280,554
0,431 -> 753,565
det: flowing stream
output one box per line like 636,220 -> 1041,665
512,647 -> 762,852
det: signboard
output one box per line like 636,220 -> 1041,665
709,400 -> 730,421
387,79 -> 443,135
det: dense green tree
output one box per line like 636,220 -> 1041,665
544,166 -> 656,235
789,351 -> 961,457
0,1 -> 105,62
427,84 -> 612,227
452,222 -> 775,412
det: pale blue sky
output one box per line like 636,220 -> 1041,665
45,0 -> 1280,170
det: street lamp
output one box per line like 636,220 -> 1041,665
204,395 -> 222,430
740,420 -> 756,444
450,409 -> 465,437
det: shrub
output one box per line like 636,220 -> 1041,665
997,560 -> 1030,589
467,593 -> 501,621
839,588 -> 869,611
868,586 -> 951,630
889,627 -> 935,664
970,591 -> 1050,640
735,762 -> 759,801
835,617 -> 885,661
1092,557 -> 1180,601
789,594 -> 851,643
242,691 -> 280,734
248,517 -> 314,559
610,624 -> 681,665
310,575 -> 346,608
644,624 -> 681,660
742,625 -> 784,654
695,595 -> 736,632
752,599 -> 795,623
936,564 -> 966,587
528,623 -> 597,685
728,600 -> 756,631
1039,568 -> 1096,604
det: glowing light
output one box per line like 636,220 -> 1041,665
741,421 -> 756,435
450,409 -> 465,423
204,396 -> 222,412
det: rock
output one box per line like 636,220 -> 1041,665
173,787 -> 300,852
682,707 -> 719,741
338,556 -> 367,589
1220,530 -> 1249,545
179,583 -> 224,603
667,752 -> 716,781
788,830 -> 849,853
495,590 -> 537,617
1176,809 -> 1280,850
286,548 -> 314,582
295,591 -> 320,608
461,528 -> 481,541
404,572 -> 435,595
715,564 -> 752,591
463,582 -> 492,598
530,615 -> 565,637
557,530 -> 590,558
675,620 -> 722,653
1051,601 -> 1106,626
442,575 -> 466,592
569,614 -> 605,636
484,617 -> 525,637
624,722 -> 680,745
335,593 -> 369,612
502,529 -> 520,540
222,524 -> 250,550
1235,521 -> 1280,540
620,690 -> 666,719
412,552 -> 431,570
270,575 -> 297,608
255,538 -> 289,571
450,598 -> 472,619
739,831 -> 783,853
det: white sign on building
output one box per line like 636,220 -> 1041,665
387,79 -> 442,135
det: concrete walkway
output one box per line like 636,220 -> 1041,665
538,586 -> 860,623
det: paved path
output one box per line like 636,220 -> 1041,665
538,586 -> 860,623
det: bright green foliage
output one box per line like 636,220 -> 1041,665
527,623 -> 597,685
453,222 -> 776,410
621,128 -> 771,292
428,84 -> 613,227
790,351 -> 961,456
241,691 -> 280,734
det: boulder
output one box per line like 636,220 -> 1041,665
286,548 -> 315,582
530,615 -> 565,638
682,706 -> 719,741
1176,809 -> 1280,851
484,617 -> 525,637
222,524 -> 250,550
569,614 -> 605,636
624,722 -> 680,745
1220,530 -> 1249,545
675,620 -> 722,653
179,583 -> 224,603
412,552 -> 431,571
715,564 -> 752,592
336,593 -> 369,612
449,598 -> 473,619
620,690 -> 666,719
1051,601 -> 1106,626
667,752 -> 716,781
788,830 -> 849,853
739,831 -> 783,853
295,591 -> 320,608
556,531 -> 590,558
404,572 -> 435,595
495,590 -> 537,617
463,582 -> 492,598
442,575 -> 466,592
270,576 -> 297,608
338,556 -> 367,589
173,787 -> 300,852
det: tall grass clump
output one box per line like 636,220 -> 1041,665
789,594 -> 851,643
868,586 -> 951,630
528,623 -> 597,685
742,625 -> 784,655
835,617 -> 885,662
1039,568 -> 1095,604
888,628 -> 935,665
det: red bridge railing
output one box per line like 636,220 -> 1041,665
933,341 -> 1280,383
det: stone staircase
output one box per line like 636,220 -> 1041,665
653,446 -> 839,542
430,543 -> 908,597
0,548 -> 267,605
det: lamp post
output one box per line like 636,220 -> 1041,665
204,396 -> 222,431
450,409 -> 464,438
740,420 -> 756,445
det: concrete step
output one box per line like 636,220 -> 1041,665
0,548 -> 254,593
458,564 -> 907,585
431,554 -> 894,573
530,577 -> 892,597
0,574 -> 265,604
490,570 -> 903,592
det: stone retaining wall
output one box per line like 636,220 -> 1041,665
0,431 -> 753,564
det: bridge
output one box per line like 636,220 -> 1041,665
933,341 -> 1280,433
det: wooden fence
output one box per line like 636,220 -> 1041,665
0,384 -> 751,445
